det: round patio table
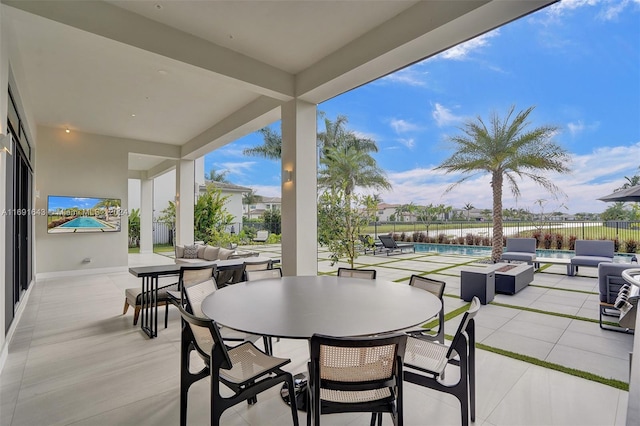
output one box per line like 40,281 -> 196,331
201,275 -> 441,410
201,275 -> 441,339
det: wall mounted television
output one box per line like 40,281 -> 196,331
47,196 -> 122,233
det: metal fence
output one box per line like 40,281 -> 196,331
153,221 -> 173,245
364,220 -> 640,248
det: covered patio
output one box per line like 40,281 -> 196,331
0,249 -> 631,425
1,1 -> 638,425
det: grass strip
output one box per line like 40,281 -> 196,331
431,301 -> 627,389
476,344 -> 629,391
529,284 -> 598,295
488,301 -> 610,325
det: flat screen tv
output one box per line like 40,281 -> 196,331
47,196 -> 122,233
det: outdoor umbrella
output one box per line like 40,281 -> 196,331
598,185 -> 640,202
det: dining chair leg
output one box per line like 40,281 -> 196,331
164,303 -> 169,329
122,299 -> 129,315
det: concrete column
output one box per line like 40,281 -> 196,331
281,99 -> 317,276
175,160 -> 195,245
139,178 -> 153,253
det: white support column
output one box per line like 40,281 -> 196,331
281,99 -> 317,276
139,178 -> 153,254
175,160 -> 195,245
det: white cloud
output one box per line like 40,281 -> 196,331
432,103 -> 464,127
215,161 -> 256,177
376,142 -> 640,213
352,130 -> 379,141
566,120 -> 600,137
397,138 -> 415,149
389,118 -> 420,133
546,0 -> 639,21
439,30 -> 500,61
379,66 -> 428,87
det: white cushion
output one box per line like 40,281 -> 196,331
196,244 -> 207,258
218,247 -> 234,260
175,245 -> 185,258
203,246 -> 220,261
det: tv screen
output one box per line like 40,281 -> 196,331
47,196 -> 122,233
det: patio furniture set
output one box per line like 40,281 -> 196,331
498,238 -> 639,332
126,259 -> 480,426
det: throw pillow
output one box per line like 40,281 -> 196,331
196,244 -> 207,259
218,247 -> 234,260
175,245 -> 185,258
183,244 -> 199,259
203,245 -> 220,261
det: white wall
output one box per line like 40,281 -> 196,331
128,171 -> 175,219
35,126 -> 129,274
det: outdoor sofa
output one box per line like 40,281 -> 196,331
500,238 -> 537,265
175,243 -> 256,264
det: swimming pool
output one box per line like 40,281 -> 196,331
59,217 -> 109,228
414,243 -> 636,261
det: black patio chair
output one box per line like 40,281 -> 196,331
378,234 -> 415,256
404,275 -> 446,344
403,296 -> 480,426
174,301 -> 299,426
307,333 -> 407,426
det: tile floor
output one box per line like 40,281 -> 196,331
0,248 -> 633,425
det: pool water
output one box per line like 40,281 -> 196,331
414,243 -> 636,261
59,217 -> 108,228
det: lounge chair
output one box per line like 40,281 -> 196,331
252,230 -> 269,243
500,238 -> 536,265
378,234 -> 415,256
569,240 -> 614,276
358,234 -> 384,254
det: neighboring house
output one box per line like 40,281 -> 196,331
244,196 -> 281,219
376,203 -> 401,221
201,181 -> 252,231
129,156 -> 250,231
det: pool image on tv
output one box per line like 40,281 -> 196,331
47,196 -> 121,233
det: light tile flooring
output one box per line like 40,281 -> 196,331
0,248 -> 633,425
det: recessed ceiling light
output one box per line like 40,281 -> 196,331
65,127 -> 70,133
131,114 -> 136,117
158,69 -> 167,75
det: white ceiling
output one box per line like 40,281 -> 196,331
2,0 -> 555,173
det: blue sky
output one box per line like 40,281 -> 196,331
48,196 -> 111,211
205,0 -> 640,214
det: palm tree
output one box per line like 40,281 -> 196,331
242,127 -> 282,160
208,168 -> 229,183
463,203 -> 474,221
618,167 -> 640,190
318,133 -> 391,198
435,105 -> 570,262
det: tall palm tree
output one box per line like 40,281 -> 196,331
436,105 -> 570,262
318,133 -> 391,198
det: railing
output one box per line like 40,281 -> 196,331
363,220 -> 640,253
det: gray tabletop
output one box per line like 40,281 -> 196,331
201,275 -> 441,339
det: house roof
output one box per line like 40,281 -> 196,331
259,197 -> 282,204
2,0 -> 554,175
201,181 -> 252,193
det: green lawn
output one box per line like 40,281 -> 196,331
128,244 -> 174,254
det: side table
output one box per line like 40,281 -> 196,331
460,266 -> 495,304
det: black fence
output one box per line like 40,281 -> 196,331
364,220 -> 640,248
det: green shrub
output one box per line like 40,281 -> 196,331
626,239 -> 638,253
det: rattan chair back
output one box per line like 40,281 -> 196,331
337,267 -> 377,279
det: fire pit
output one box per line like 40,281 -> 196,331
494,263 -> 534,295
